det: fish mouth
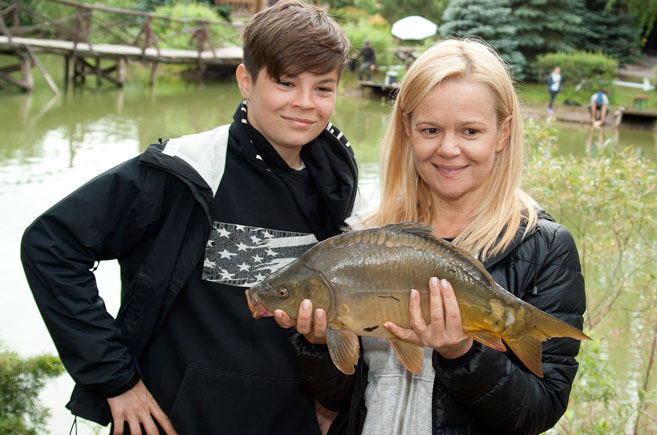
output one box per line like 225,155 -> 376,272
245,290 -> 273,318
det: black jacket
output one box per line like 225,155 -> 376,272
21,104 -> 359,429
291,214 -> 586,434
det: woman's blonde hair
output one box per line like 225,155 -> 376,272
364,38 -> 537,260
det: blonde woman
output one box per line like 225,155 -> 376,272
278,38 -> 586,434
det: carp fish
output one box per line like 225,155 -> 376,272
245,223 -> 590,377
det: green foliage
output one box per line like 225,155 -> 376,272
440,0 -> 526,79
509,0 -> 588,70
523,120 -> 657,433
151,3 -> 240,49
607,0 -> 657,37
0,347 -> 64,434
534,51 -> 617,88
578,0 -> 642,66
343,19 -> 396,67
377,0 -> 447,26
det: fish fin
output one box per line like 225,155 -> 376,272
531,309 -> 592,342
325,326 -> 359,375
505,335 -> 544,378
469,330 -> 507,352
385,222 -> 435,237
388,338 -> 424,374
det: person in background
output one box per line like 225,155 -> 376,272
277,38 -> 586,435
354,40 -> 376,81
20,1 -> 358,433
590,90 -> 609,126
547,65 -> 562,115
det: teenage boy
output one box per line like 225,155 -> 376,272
20,1 -> 358,433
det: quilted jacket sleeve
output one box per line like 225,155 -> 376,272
432,221 -> 586,434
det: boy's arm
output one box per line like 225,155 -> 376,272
20,157 -> 158,398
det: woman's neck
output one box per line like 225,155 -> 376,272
430,197 -> 478,239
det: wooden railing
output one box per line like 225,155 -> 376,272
0,0 -> 245,92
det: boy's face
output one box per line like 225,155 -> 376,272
236,65 -> 339,167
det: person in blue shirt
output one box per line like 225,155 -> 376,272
590,90 -> 609,126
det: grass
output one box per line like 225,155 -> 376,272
516,81 -> 657,112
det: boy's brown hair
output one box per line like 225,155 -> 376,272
241,0 -> 350,82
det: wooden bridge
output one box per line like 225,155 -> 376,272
0,0 -> 247,95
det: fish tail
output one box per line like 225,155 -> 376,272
531,309 -> 592,342
506,308 -> 591,378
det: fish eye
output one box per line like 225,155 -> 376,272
278,287 -> 289,298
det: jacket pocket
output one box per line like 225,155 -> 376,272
169,365 -> 321,435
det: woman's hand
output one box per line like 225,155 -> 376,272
385,277 -> 473,359
273,299 -> 328,345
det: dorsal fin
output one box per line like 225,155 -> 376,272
385,222 -> 435,237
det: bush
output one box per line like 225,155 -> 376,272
534,51 -> 617,89
523,119 -> 657,433
342,18 -> 396,67
0,347 -> 64,434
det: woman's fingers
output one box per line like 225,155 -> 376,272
439,278 -> 463,337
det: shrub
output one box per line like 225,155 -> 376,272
0,347 -> 64,434
534,51 -> 617,89
523,119 -> 657,433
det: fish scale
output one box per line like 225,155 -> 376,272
246,223 -> 591,377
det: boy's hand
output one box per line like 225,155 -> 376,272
107,379 -> 177,435
274,299 -> 328,345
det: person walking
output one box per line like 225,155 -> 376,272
547,66 -> 562,115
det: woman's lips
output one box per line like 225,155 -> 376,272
434,164 -> 468,177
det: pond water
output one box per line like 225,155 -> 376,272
0,59 -> 655,433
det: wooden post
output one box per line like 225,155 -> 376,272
25,44 -> 61,96
64,55 -> 70,89
149,61 -> 157,86
95,57 -> 101,87
117,57 -> 126,85
20,53 -> 33,91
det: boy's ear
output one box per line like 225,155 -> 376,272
236,64 -> 252,99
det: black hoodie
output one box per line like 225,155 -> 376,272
21,102 -> 359,432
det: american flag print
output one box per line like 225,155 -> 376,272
202,221 -> 318,287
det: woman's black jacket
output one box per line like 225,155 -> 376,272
291,215 -> 586,435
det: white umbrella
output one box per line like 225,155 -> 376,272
391,16 -> 438,41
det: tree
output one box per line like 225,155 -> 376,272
608,0 -> 657,37
580,0 -> 642,65
378,0 -> 448,27
439,0 -> 526,79
0,347 -> 64,435
509,0 -> 589,76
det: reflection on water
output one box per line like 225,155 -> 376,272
1,66 -> 656,433
554,121 -> 657,159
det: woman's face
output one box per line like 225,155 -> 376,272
404,78 -> 510,207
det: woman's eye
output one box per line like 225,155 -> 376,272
464,128 -> 478,135
278,287 -> 289,298
422,128 -> 438,135
278,81 -> 293,87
